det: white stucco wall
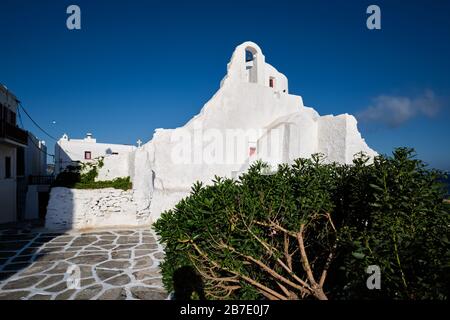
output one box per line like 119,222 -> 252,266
131,147 -> 153,219
96,153 -> 134,181
45,187 -> 152,230
256,107 -> 320,166
344,115 -> 377,163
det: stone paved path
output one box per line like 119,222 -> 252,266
0,228 -> 167,300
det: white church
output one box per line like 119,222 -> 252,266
54,132 -> 136,178
46,41 -> 376,230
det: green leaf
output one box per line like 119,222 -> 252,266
352,252 -> 366,259
369,184 -> 384,192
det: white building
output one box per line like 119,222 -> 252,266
0,84 -> 48,224
0,85 -> 27,223
139,41 -> 377,219
46,41 -> 377,230
54,133 -> 136,175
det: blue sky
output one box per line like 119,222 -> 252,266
1,0 -> 449,170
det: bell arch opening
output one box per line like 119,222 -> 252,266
245,47 -> 258,83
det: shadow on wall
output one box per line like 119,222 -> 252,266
55,145 -> 80,176
42,146 -> 79,232
44,187 -> 76,232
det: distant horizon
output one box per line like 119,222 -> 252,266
2,0 -> 449,171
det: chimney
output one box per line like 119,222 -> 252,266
84,133 -> 96,143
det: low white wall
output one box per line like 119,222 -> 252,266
45,187 -> 152,230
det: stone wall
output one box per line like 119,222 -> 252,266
45,187 -> 152,231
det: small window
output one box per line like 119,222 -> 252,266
269,77 -> 275,88
5,156 -> 11,179
84,151 -> 92,160
249,147 -> 256,157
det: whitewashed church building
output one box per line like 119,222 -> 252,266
46,41 -> 376,230
54,132 -> 136,177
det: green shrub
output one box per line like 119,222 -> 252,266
53,158 -> 132,190
53,171 -> 80,188
154,148 -> 449,300
332,148 -> 450,300
73,176 -> 132,191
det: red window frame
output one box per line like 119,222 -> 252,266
84,151 -> 92,160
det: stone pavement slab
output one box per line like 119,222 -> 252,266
0,229 -> 167,300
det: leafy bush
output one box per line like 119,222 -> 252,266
154,148 -> 449,300
53,158 -> 132,190
72,176 -> 132,191
332,149 -> 450,300
53,163 -> 81,187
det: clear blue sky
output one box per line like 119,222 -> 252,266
1,0 -> 449,170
